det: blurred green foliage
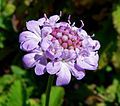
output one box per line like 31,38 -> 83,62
0,0 -> 120,106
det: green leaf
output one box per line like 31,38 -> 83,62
96,103 -> 106,106
41,86 -> 65,106
105,65 -> 112,72
116,84 -> 120,103
26,98 -> 40,106
112,5 -> 120,34
112,5 -> 120,69
6,80 -> 26,106
0,75 -> 14,93
96,86 -> 105,94
0,95 -> 7,106
11,65 -> 26,77
105,79 -> 119,102
0,17 -> 7,29
3,3 -> 16,16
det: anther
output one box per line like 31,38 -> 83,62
79,20 -> 84,29
68,15 -> 71,25
62,43 -> 68,49
44,13 -> 48,20
62,35 -> 68,41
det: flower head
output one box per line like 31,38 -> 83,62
19,14 -> 100,86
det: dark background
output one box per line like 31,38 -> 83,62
0,0 -> 120,106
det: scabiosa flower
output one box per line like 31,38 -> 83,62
19,14 -> 100,86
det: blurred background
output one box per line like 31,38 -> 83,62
0,0 -> 120,106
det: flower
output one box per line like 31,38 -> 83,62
19,14 -> 100,86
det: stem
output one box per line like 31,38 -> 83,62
45,75 -> 54,106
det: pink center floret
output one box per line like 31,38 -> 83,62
51,26 -> 82,49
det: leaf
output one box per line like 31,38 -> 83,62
0,75 -> 14,93
11,65 -> 26,77
96,86 -> 105,94
112,5 -> 120,34
105,65 -> 112,72
0,0 -> 7,12
0,95 -> 7,105
0,33 -> 5,48
112,51 -> 120,69
112,5 -> 120,70
40,86 -> 65,106
117,85 -> 120,103
96,103 -> 106,106
6,80 -> 26,106
105,79 -> 119,102
0,17 -> 8,29
26,98 -> 40,106
3,3 -> 16,16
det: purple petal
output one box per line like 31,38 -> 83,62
61,49 -> 76,60
55,22 -> 70,28
34,54 -> 47,65
93,40 -> 100,50
41,40 -> 50,51
88,38 -> 100,51
61,49 -> 70,60
45,44 -> 63,60
40,35 -> 53,51
41,27 -> 52,38
72,26 -> 78,31
45,50 -> 54,60
49,15 -> 60,24
22,53 -> 36,68
35,63 -> 46,75
73,64 -> 85,80
38,18 -> 46,26
82,36 -> 100,51
56,62 -> 71,86
84,52 -> 99,66
77,29 -> 88,38
20,39 -> 39,51
19,31 -> 40,43
46,62 -> 61,74
77,52 -> 99,70
68,62 -> 85,80
71,68 -> 85,80
26,20 -> 41,37
82,39 -> 89,47
69,49 -> 77,60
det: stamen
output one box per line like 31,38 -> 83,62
68,15 -> 71,25
44,13 -> 48,20
59,11 -> 62,17
58,38 -> 62,44
91,34 -> 95,37
62,35 -> 68,41
68,46 -> 74,50
51,24 -> 82,50
67,40 -> 72,46
56,32 -> 62,38
62,43 -> 68,49
80,20 -> 84,29
68,34 -> 72,39
72,22 -> 75,27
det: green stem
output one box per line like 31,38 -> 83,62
45,75 -> 54,106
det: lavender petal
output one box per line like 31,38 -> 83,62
22,53 -> 36,68
56,62 -> 71,86
77,52 -> 99,70
35,63 -> 46,75
46,61 -> 61,74
26,20 -> 41,37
